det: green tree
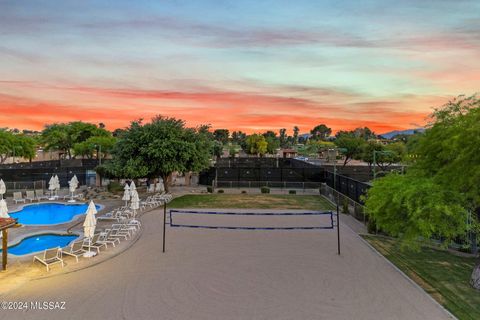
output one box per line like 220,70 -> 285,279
42,121 -> 110,158
104,116 -> 214,192
212,141 -> 224,158
360,141 -> 405,172
231,131 -> 247,150
262,131 -> 280,154
41,123 -> 72,158
336,127 -> 376,140
14,134 -> 37,161
364,94 -> 480,288
310,124 -> 332,140
360,141 -> 385,167
293,126 -> 299,144
73,135 -> 116,159
365,173 -> 467,249
334,136 -> 366,166
0,130 -> 14,163
213,129 -> 230,144
0,130 -> 36,163
279,128 -> 287,147
229,145 -> 238,158
245,134 -> 268,156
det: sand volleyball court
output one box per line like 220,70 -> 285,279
0,208 -> 452,320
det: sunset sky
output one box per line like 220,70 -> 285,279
0,0 -> 479,134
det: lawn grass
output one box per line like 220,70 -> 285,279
169,194 -> 335,211
363,235 -> 480,320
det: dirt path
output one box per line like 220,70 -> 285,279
0,208 -> 452,320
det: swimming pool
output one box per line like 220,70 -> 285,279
1,234 -> 79,256
10,203 -> 101,225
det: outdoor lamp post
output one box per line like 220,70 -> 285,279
328,147 -> 347,255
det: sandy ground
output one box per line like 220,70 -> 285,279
0,208 -> 452,320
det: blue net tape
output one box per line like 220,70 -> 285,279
169,210 -> 335,230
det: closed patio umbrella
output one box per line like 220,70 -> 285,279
48,176 -> 56,200
71,175 -> 79,185
68,177 -> 78,203
0,179 -> 6,200
129,180 -> 136,192
122,183 -> 130,207
83,201 -> 97,257
54,175 -> 60,197
130,188 -> 140,221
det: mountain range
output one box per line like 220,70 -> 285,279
379,128 -> 425,139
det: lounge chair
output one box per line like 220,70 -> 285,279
13,191 -> 26,204
35,189 -> 49,201
61,240 -> 86,262
97,210 -> 122,222
98,231 -> 120,248
108,226 -> 131,240
74,193 -> 84,200
25,190 -> 37,202
82,234 -> 107,253
33,247 -> 64,271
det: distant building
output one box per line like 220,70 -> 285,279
281,149 -> 298,158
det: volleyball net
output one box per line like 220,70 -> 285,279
169,209 -> 335,231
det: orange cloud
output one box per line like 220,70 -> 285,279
0,82 -> 446,134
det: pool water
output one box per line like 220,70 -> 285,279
10,203 -> 100,225
1,234 -> 79,256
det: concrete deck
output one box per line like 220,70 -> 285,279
0,206 -> 452,320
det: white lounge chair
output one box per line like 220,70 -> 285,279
35,189 -> 49,201
98,231 -> 120,248
82,234 -> 107,253
61,240 -> 86,263
13,192 -> 26,204
74,193 -> 84,200
25,190 -> 37,202
108,226 -> 130,240
33,247 -> 64,271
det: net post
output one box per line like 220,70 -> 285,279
163,202 -> 167,253
336,207 -> 341,255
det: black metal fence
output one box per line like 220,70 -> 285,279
216,181 -> 323,189
215,157 -> 319,168
324,171 -> 371,203
0,159 -> 100,187
199,158 -> 326,188
4,180 -> 45,192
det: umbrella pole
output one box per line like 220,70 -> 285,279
163,202 -> 166,253
2,229 -> 7,270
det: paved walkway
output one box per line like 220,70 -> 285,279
0,207 -> 452,320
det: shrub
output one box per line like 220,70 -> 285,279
342,198 -> 350,214
367,218 -> 377,234
207,186 -> 213,193
288,190 -> 296,195
260,186 -> 270,194
217,189 -> 224,193
241,190 -> 247,194
107,181 -> 124,193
